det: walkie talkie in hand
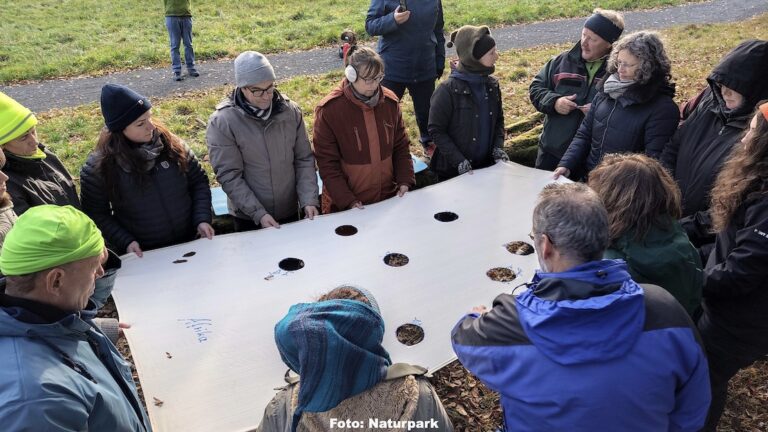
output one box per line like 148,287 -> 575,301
398,0 -> 407,12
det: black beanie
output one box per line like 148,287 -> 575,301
472,33 -> 496,60
100,84 -> 152,132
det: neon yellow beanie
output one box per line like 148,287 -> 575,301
0,92 -> 38,146
0,205 -> 105,276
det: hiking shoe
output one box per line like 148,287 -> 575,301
173,72 -> 184,81
188,69 -> 200,77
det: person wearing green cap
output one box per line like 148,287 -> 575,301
0,205 -> 151,431
0,92 -> 80,215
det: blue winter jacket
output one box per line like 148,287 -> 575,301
452,259 -> 710,432
366,0 -> 446,83
0,302 -> 151,431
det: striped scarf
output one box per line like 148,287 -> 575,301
275,299 -> 392,432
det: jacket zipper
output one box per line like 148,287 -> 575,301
354,127 -> 363,152
594,99 -> 618,164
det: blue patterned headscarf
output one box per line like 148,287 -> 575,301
275,297 -> 392,431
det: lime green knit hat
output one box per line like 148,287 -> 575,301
0,205 -> 105,276
0,92 -> 38,146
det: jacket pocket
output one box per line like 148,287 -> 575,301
353,127 -> 363,152
383,121 -> 394,147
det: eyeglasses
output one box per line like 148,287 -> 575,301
529,230 -> 555,246
245,83 -> 276,97
361,74 -> 385,85
616,61 -> 638,70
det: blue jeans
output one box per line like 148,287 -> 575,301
166,16 -> 195,73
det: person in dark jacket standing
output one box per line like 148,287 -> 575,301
0,92 -> 80,215
698,102 -> 768,431
451,182 -> 710,432
428,25 -> 507,181
366,0 -> 445,156
81,84 -> 213,257
529,9 -> 624,170
661,40 -> 768,254
589,154 -> 702,317
555,31 -> 679,180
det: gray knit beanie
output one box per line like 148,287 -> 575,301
234,51 -> 276,88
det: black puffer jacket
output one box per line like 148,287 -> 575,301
558,78 -> 679,179
428,74 -> 504,179
80,143 -> 212,254
703,185 -> 768,345
3,145 -> 80,215
662,40 -> 768,221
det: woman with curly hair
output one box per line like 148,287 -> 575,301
588,153 -> 702,317
80,84 -> 213,257
554,31 -> 679,180
698,101 -> 768,431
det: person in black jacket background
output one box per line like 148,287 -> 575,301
661,40 -> 768,256
81,84 -> 213,257
529,9 -> 624,170
0,92 -> 80,215
698,101 -> 768,431
428,25 -> 506,180
554,31 -> 679,181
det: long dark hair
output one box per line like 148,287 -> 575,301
588,153 -> 682,241
711,102 -> 768,231
94,121 -> 188,199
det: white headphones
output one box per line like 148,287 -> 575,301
345,64 -> 358,83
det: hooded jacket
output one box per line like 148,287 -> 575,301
452,260 -> 710,431
529,43 -> 608,163
662,40 -> 768,241
558,78 -> 679,179
313,81 -> 415,213
0,300 -> 151,431
3,144 -> 80,215
604,219 -> 703,317
365,0 -> 446,83
80,141 -> 212,254
207,89 -> 319,223
428,71 -> 505,179
702,185 -> 768,346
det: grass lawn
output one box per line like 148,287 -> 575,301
35,12 -> 768,188
0,0 -> 699,83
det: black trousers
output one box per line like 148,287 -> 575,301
534,148 -> 561,171
382,78 -> 435,146
697,309 -> 768,431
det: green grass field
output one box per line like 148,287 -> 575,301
0,0 -> 697,83
34,13 -> 768,186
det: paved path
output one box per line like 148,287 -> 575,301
2,0 -> 766,113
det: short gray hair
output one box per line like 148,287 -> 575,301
607,31 -> 671,85
532,183 -> 609,263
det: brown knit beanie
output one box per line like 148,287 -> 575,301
447,25 -> 496,74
